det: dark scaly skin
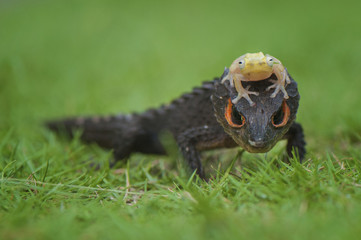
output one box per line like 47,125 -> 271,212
47,68 -> 306,179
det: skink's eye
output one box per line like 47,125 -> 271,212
272,100 -> 290,128
225,98 -> 245,128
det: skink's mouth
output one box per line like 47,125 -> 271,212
248,140 -> 267,148
243,139 -> 274,153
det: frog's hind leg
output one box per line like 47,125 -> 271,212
285,68 -> 291,84
266,64 -> 289,99
221,72 -> 234,87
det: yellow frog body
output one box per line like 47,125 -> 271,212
221,52 -> 290,106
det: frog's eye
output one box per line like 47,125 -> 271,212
225,98 -> 245,128
272,100 -> 290,128
266,56 -> 274,66
238,60 -> 245,69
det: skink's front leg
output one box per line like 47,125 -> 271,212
284,122 -> 306,161
177,128 -> 207,179
267,64 -> 290,99
176,126 -> 237,179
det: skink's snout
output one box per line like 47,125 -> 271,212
246,111 -> 269,150
248,138 -> 267,148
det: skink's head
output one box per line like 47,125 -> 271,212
211,68 -> 300,153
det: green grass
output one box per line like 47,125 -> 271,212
1,0 -> 361,239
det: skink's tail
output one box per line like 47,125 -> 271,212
46,113 -> 166,161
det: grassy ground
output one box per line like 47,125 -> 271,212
1,0 -> 361,239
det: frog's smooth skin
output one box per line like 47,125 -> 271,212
221,52 -> 290,106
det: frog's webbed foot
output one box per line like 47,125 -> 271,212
222,72 -> 258,106
232,85 -> 259,106
266,68 -> 290,99
267,79 -> 289,99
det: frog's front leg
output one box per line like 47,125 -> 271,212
232,74 -> 259,106
266,64 -> 290,99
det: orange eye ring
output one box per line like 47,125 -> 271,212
272,100 -> 290,128
225,98 -> 245,128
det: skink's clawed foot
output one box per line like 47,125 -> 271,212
267,80 -> 289,99
232,86 -> 258,106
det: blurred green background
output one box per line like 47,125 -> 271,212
1,0 -> 361,145
2,0 -> 361,239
